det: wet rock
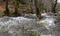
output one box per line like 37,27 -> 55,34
24,14 -> 37,19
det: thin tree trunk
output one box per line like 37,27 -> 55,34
4,0 -> 9,16
30,0 -> 33,14
50,0 -> 57,13
34,0 -> 41,19
14,0 -> 20,16
53,0 -> 57,13
34,0 -> 41,17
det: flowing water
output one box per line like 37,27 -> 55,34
0,13 -> 60,36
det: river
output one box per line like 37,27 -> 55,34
0,13 -> 60,36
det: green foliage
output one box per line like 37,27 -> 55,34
4,0 -> 10,16
0,11 -> 3,16
19,0 -> 28,4
29,31 -> 40,36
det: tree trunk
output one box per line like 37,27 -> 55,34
4,0 -> 9,16
34,0 -> 41,19
30,0 -> 33,14
13,0 -> 20,16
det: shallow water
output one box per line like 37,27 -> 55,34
0,16 -> 37,36
0,13 -> 60,36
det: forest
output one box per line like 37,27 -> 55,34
0,0 -> 59,17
